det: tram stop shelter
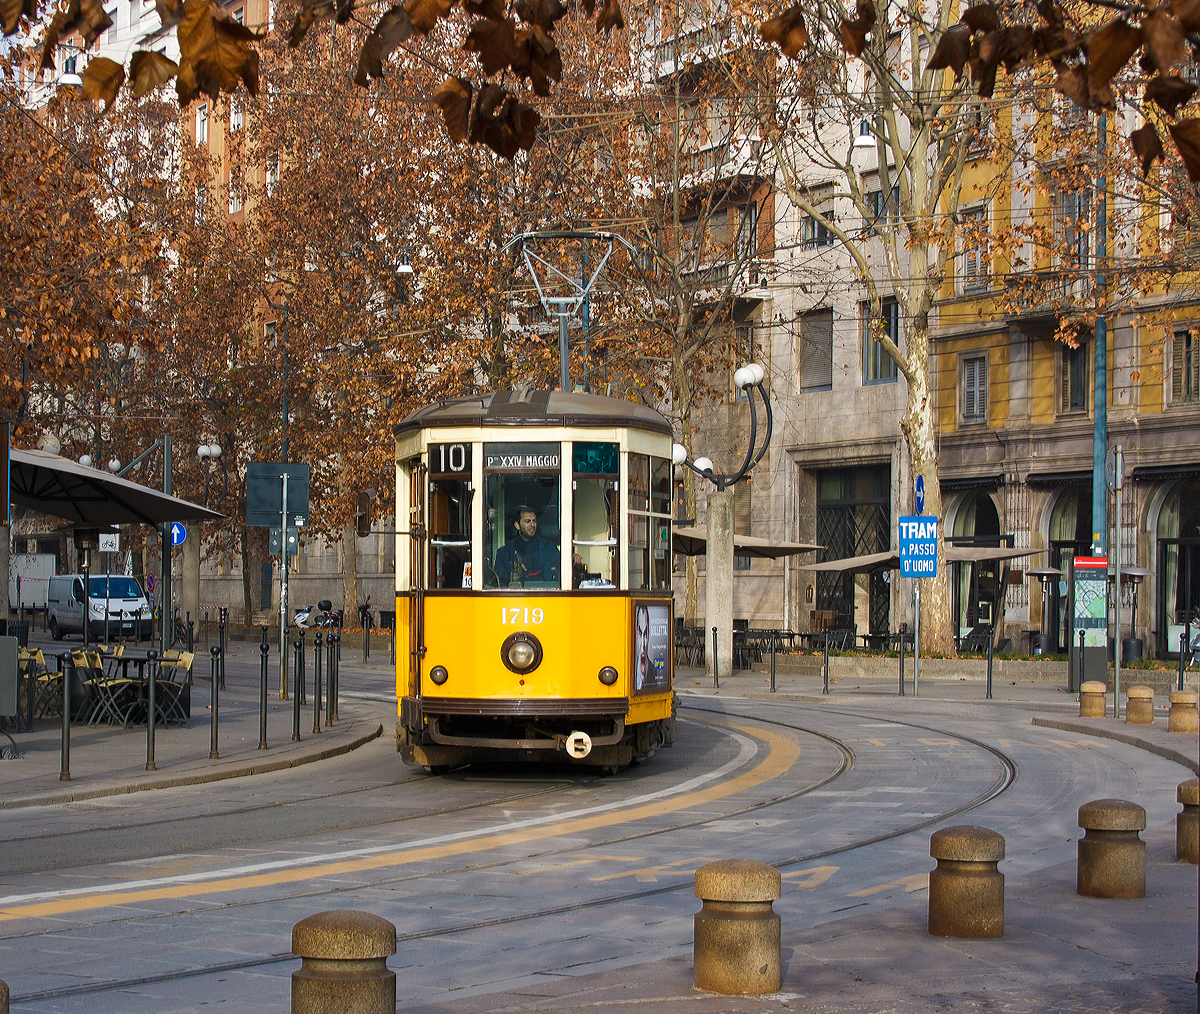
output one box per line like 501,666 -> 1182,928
671,526 -> 820,560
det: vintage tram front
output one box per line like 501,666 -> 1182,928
393,389 -> 678,772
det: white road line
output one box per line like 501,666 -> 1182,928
0,720 -> 759,906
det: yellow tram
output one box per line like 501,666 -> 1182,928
393,388 -> 678,772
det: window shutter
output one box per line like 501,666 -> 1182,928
801,308 -> 834,390
1174,333 -> 1184,402
734,481 -> 752,536
1060,346 -> 1071,412
977,358 -> 987,418
964,357 -> 986,418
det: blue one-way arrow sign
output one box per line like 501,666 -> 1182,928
915,474 -> 926,515
170,522 -> 187,546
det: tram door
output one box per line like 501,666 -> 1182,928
408,462 -> 426,697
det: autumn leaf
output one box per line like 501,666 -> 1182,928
759,4 -> 808,60
512,24 -> 561,95
79,55 -> 125,109
1130,122 -> 1165,177
176,0 -> 261,102
1169,119 -> 1200,181
839,0 -> 876,57
128,50 -> 179,96
595,0 -> 622,33
1145,74 -> 1196,116
433,75 -> 472,141
464,0 -> 503,16
154,0 -> 183,25
465,16 -> 516,76
469,81 -> 506,142
926,23 -> 970,76
403,0 -> 453,34
40,0 -> 112,70
1085,19 -> 1142,95
1031,24 -> 1078,65
514,0 -> 564,30
1141,10 -> 1186,74
1037,0 -> 1063,28
1053,63 -> 1088,109
511,99 -> 540,150
0,0 -> 36,36
961,3 -> 999,34
1169,0 -> 1200,33
354,5 -> 414,85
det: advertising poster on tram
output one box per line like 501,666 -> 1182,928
632,602 -> 671,694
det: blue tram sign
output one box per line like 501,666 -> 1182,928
899,515 -> 938,579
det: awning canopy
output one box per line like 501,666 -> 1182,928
11,448 -> 225,526
671,526 -> 820,560
802,545 -> 1043,573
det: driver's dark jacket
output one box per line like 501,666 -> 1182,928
494,534 -> 560,585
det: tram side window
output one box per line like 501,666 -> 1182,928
573,442 -> 618,588
484,442 -> 563,589
428,478 -> 472,589
628,453 -> 673,590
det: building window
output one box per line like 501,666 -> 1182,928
194,184 -> 206,225
1059,341 -> 1088,413
265,253 -> 279,282
731,323 -> 754,401
63,54 -> 76,73
196,103 -> 208,144
801,209 -> 834,249
228,173 -> 242,213
963,354 -> 987,422
737,201 -> 759,260
266,153 -> 280,195
1173,329 -> 1200,404
799,307 -> 833,391
230,98 -> 242,131
265,320 -> 277,345
862,296 -> 899,384
105,7 -> 116,42
232,4 -> 243,21
961,205 -> 988,293
304,246 -> 318,271
1053,187 -> 1092,284
863,179 -> 899,235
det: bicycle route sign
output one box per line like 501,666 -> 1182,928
899,515 -> 939,579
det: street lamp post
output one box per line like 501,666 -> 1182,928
673,364 -> 773,684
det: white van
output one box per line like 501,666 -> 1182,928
47,574 -> 152,641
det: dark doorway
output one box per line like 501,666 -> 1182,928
1157,478 -> 1200,658
1048,486 -> 1093,652
949,490 -> 1005,648
815,465 -> 891,635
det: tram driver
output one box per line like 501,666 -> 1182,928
494,506 -> 584,587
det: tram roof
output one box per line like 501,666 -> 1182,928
394,389 -> 673,438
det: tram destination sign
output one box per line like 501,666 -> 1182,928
899,515 -> 939,579
429,443 -> 473,476
484,443 -> 560,472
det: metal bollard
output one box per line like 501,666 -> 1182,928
928,825 -> 1005,938
693,860 -> 781,995
1079,680 -> 1107,718
330,634 -> 340,722
312,632 -> 323,735
297,627 -> 307,705
146,649 -> 159,771
899,631 -> 906,696
822,630 -> 830,695
1180,631 -> 1188,692
326,633 -> 335,725
208,644 -> 221,760
769,631 -> 776,693
1077,798 -> 1146,898
59,652 -> 71,782
291,910 -> 396,1014
1125,685 -> 1154,725
187,613 -> 194,653
292,632 -> 303,742
1177,778 -> 1199,864
259,626 -> 270,750
1079,628 -> 1086,696
204,610 -> 210,651
985,624 -> 994,700
1169,691 -> 1199,733
711,626 -> 718,689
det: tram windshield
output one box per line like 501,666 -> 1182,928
573,443 -> 618,588
484,442 -> 563,589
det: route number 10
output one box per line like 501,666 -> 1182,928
501,607 -> 544,625
431,443 -> 470,474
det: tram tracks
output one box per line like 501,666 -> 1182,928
6,702 -> 1018,1006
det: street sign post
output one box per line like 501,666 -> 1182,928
99,532 -> 120,553
169,523 -> 186,547
899,516 -> 939,579
270,527 -> 299,556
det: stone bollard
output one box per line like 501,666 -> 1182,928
693,859 -> 781,995
1125,685 -> 1154,725
1079,680 -> 1107,718
927,825 -> 1005,938
292,910 -> 396,1014
1178,778 -> 1199,864
1077,799 -> 1146,898
1168,691 -> 1199,734
1,977 -> 8,1014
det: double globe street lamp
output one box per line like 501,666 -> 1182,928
671,363 -> 773,682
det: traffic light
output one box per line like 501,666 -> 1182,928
355,490 -> 373,538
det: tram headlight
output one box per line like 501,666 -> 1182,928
598,666 -> 619,686
501,632 -> 543,674
429,665 -> 449,686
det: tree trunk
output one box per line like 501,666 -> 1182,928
899,324 -> 955,655
341,523 -> 359,626
240,524 -> 259,626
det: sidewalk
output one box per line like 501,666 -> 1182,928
0,633 -> 391,808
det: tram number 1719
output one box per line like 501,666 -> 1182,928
501,607 -> 544,625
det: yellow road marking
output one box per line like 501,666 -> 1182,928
0,720 -> 800,923
513,855 -> 641,876
849,873 -> 928,897
1048,738 -> 1112,749
781,865 -> 839,891
589,857 -> 719,883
